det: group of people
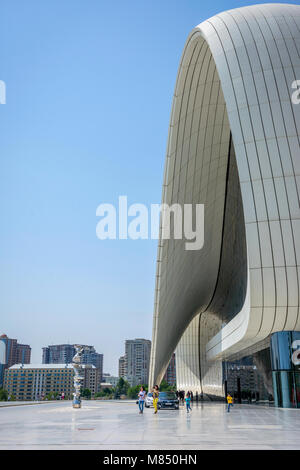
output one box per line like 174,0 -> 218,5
176,390 -> 194,412
137,386 -> 235,414
176,390 -> 204,404
137,387 -> 196,414
137,385 -> 159,414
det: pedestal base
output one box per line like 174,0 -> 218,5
72,398 -> 81,409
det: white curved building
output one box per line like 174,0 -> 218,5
149,3 -> 300,407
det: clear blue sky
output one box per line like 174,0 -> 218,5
0,0 -> 298,374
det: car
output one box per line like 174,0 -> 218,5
157,392 -> 179,410
145,392 -> 153,408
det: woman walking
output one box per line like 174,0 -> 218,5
138,386 -> 146,414
152,385 -> 159,414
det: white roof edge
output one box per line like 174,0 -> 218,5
8,363 -> 97,369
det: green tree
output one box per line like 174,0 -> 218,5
159,380 -> 173,392
115,377 -> 130,397
95,387 -> 113,398
127,384 -> 148,399
0,388 -> 8,401
45,391 -> 59,400
81,388 -> 91,399
127,385 -> 139,399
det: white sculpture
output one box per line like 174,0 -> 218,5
72,345 -> 85,408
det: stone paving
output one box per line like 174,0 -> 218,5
0,400 -> 299,449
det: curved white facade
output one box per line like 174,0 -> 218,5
149,3 -> 300,396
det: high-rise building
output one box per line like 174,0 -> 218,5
123,339 -> 151,386
0,340 -> 5,387
42,344 -> 103,390
82,364 -> 101,396
41,347 -> 49,364
118,355 -> 126,378
0,334 -> 31,387
81,347 -> 103,382
42,344 -> 75,365
163,353 -> 176,386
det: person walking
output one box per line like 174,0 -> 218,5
152,385 -> 159,414
227,393 -> 233,412
138,386 -> 146,414
185,392 -> 192,413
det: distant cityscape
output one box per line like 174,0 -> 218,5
0,333 -> 176,401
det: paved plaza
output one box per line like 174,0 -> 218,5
0,400 -> 299,450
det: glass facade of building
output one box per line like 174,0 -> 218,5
270,332 -> 300,408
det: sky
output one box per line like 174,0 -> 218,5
0,0 -> 299,375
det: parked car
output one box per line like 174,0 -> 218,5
157,392 -> 179,410
145,392 -> 153,408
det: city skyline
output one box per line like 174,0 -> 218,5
0,331 -> 153,377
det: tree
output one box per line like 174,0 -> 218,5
115,378 -> 130,397
127,384 -> 148,399
95,388 -> 113,398
127,385 -> 139,399
0,388 -> 8,401
45,391 -> 59,401
159,380 -> 173,392
81,388 -> 91,399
